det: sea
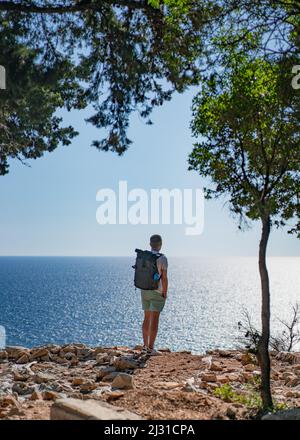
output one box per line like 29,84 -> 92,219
0,257 -> 299,354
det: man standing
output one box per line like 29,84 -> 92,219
140,234 -> 168,356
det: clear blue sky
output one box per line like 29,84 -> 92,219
0,88 -> 299,257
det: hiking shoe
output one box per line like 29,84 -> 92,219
140,345 -> 149,355
147,348 -> 162,356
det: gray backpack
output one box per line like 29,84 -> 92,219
132,249 -> 163,290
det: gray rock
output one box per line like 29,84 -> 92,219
51,398 -> 143,420
275,352 -> 300,365
96,353 -> 110,365
33,373 -> 54,384
12,382 -> 34,396
262,407 -> 300,420
111,373 -> 134,390
113,357 -> 138,371
96,366 -> 116,381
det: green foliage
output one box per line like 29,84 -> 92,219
0,15 -> 86,175
0,1 -> 205,169
214,381 -> 289,412
213,383 -> 262,409
189,48 -> 300,236
1,1 -> 300,173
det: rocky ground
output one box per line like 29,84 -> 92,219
0,344 -> 299,420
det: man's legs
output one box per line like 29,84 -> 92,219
142,311 -> 151,347
148,311 -> 160,350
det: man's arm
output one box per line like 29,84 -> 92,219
161,269 -> 168,299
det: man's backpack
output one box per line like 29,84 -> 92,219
132,249 -> 163,290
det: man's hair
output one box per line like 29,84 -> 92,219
150,234 -> 162,250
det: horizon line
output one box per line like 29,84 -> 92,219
0,255 -> 299,258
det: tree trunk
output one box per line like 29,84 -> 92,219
257,215 -> 273,410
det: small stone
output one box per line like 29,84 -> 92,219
0,350 -> 8,362
43,391 -> 58,401
30,348 -> 49,360
111,373 -> 134,390
80,382 -> 98,393
286,377 -> 300,387
218,350 -> 234,358
102,372 -> 120,382
12,382 -> 34,396
6,346 -> 28,360
106,391 -> 125,402
240,353 -> 255,365
13,371 -> 29,382
276,352 -> 300,364
33,373 -> 54,384
61,345 -> 77,354
157,347 -> 171,352
182,382 -> 198,392
155,381 -> 181,390
72,377 -> 84,386
107,350 -> 123,357
30,391 -> 43,401
96,366 -> 116,381
0,395 -> 19,408
65,352 -> 76,361
113,357 -> 138,371
16,354 -> 30,364
210,362 -> 223,372
77,347 -> 92,360
96,353 -> 110,365
133,345 -> 143,351
200,373 -> 218,382
244,364 -> 256,372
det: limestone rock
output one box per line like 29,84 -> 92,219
0,350 -> 8,362
77,347 -> 95,360
210,362 -> 223,372
33,373 -> 54,384
80,381 -> 98,393
6,346 -> 29,360
43,391 -> 58,401
12,382 -> 34,396
51,398 -> 143,420
111,373 -> 134,390
106,391 -> 125,402
96,353 -> 110,365
275,352 -> 300,365
113,357 -> 138,371
244,364 -> 256,372
0,394 -> 19,408
30,348 -> 49,360
13,371 -> 29,382
96,366 -> 116,381
262,407 -> 300,420
72,377 -> 84,386
155,381 -> 181,390
30,391 -> 43,401
16,354 -> 30,364
200,373 -> 218,382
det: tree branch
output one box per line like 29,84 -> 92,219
0,0 -> 152,14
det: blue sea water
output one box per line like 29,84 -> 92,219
0,256 -> 299,354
